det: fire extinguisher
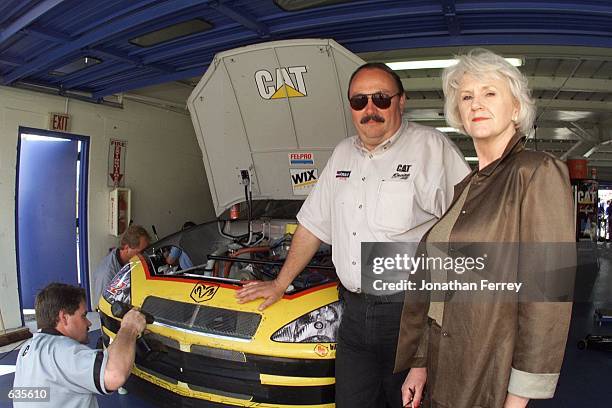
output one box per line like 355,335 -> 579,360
230,204 -> 240,220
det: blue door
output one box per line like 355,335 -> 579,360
17,132 -> 80,309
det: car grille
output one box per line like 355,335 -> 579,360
191,344 -> 246,362
141,296 -> 261,339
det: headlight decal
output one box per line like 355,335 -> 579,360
271,301 -> 343,343
103,261 -> 134,304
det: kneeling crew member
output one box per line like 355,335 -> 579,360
13,283 -> 146,408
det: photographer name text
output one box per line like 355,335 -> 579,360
373,279 -> 523,293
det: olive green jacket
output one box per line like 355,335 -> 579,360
395,132 -> 575,408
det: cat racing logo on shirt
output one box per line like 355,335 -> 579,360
391,164 -> 412,180
255,66 -> 308,99
190,283 -> 220,303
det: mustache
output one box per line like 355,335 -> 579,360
360,114 -> 385,124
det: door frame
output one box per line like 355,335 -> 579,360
15,126 -> 91,322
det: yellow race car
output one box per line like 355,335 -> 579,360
99,210 -> 341,407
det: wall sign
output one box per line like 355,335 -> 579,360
108,139 -> 127,187
49,113 -> 70,132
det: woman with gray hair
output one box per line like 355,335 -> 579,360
395,49 -> 574,407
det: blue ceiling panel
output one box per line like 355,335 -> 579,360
0,0 -> 609,100
0,0 -> 36,26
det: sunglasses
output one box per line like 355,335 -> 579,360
349,92 -> 400,111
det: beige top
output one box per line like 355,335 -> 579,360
426,182 -> 471,324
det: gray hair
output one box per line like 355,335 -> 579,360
442,48 -> 535,135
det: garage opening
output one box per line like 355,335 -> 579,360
15,127 -> 90,325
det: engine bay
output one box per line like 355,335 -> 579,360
144,212 -> 336,293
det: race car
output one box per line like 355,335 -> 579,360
98,209 -> 341,407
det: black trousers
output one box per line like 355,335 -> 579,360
335,287 -> 408,408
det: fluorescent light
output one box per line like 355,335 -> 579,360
130,19 -> 212,47
49,56 -> 101,76
387,58 -> 523,70
465,157 -> 479,162
22,134 -> 70,142
436,127 -> 459,133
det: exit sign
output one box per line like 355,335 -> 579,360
49,113 -> 70,132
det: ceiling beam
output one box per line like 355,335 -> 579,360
139,31 -> 255,64
0,0 -> 66,46
568,122 -> 598,142
88,47 -> 174,73
441,0 -> 460,36
2,0 -> 205,85
401,76 -> 612,93
48,60 -> 122,85
560,141 -> 592,160
207,0 -> 269,37
92,66 -> 207,100
0,54 -> 25,66
21,26 -> 71,43
456,1 -> 612,15
57,47 -> 182,90
346,34 -> 612,54
71,0 -> 161,36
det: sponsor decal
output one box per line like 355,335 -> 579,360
107,279 -> 127,296
255,66 -> 308,100
335,170 -> 351,179
395,164 -> 412,173
105,267 -> 132,304
314,344 -> 329,357
391,164 -> 412,180
577,189 -> 596,204
290,168 -> 318,196
190,283 -> 220,303
289,152 -> 314,166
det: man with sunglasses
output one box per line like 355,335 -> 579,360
237,62 -> 470,407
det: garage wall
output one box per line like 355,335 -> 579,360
0,86 -> 215,330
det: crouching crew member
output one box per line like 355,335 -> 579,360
13,283 -> 146,407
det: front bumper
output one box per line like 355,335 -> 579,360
101,313 -> 335,407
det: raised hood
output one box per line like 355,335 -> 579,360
187,39 -> 364,216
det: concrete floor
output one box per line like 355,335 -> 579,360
529,243 -> 612,408
1,244 -> 612,407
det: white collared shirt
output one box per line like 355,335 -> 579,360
297,120 -> 471,292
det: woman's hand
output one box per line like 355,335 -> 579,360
401,367 -> 427,407
503,393 -> 529,408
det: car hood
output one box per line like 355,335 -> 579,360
187,39 -> 364,216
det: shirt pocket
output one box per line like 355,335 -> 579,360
373,179 -> 415,232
